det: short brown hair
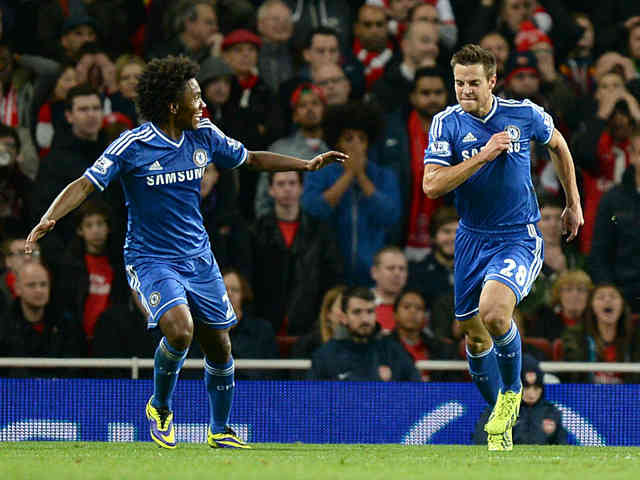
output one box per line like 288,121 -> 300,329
450,43 -> 496,79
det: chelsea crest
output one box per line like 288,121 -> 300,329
193,148 -> 208,167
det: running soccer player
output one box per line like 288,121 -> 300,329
423,44 -> 582,451
24,56 -> 346,450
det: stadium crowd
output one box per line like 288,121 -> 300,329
0,0 -> 640,387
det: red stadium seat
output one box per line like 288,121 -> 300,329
552,338 -> 564,361
523,337 -> 552,360
276,336 -> 298,358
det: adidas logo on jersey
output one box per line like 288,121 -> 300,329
462,132 -> 477,143
148,161 -> 163,171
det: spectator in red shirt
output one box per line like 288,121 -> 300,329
56,199 -> 128,348
389,289 -> 457,381
370,246 -> 408,333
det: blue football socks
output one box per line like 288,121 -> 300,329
205,357 -> 235,434
493,320 -> 522,393
467,344 -> 502,406
151,337 -> 188,410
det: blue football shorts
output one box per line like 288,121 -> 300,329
453,223 -> 544,321
125,250 -> 237,329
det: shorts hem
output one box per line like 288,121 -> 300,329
454,307 -> 479,321
484,274 -> 523,303
146,296 -> 189,328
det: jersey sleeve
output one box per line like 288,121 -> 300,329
198,118 -> 248,169
525,99 -> 554,145
424,110 -> 454,166
83,151 -> 124,191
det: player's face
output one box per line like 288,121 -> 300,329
538,206 -> 562,245
394,292 -> 426,332
453,64 -> 495,117
434,221 -> 458,258
77,213 -> 110,253
591,286 -> 624,326
372,252 -> 408,296
15,263 -> 50,309
269,171 -> 302,208
177,78 -> 206,130
410,76 -> 447,119
344,297 -> 377,339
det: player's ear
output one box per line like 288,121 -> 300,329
169,103 -> 178,114
488,74 -> 497,91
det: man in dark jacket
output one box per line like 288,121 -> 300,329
251,171 -> 343,335
589,129 -> 640,313
92,290 -> 157,378
0,262 -> 85,377
310,286 -> 420,381
31,85 -> 115,255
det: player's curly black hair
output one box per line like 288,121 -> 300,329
322,101 -> 382,150
135,55 -> 200,126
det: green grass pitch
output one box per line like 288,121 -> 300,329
1,443 -> 639,480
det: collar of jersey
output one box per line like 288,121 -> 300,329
150,123 -> 185,148
467,95 -> 498,124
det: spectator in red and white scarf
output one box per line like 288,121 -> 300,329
353,3 -> 395,90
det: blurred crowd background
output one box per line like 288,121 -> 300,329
0,1 -> 639,395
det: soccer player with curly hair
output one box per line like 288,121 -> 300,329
25,55 -> 346,450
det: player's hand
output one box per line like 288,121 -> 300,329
306,150 -> 348,171
483,131 -> 511,161
25,219 -> 56,253
561,203 -> 583,242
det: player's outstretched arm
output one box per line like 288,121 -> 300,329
245,151 -> 348,172
547,129 -> 583,242
423,131 -> 510,198
25,176 -> 95,253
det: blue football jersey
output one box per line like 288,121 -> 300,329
424,96 -> 554,231
83,119 -> 247,260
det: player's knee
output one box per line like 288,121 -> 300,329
478,307 -> 510,335
215,335 -> 232,362
165,320 -> 194,350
